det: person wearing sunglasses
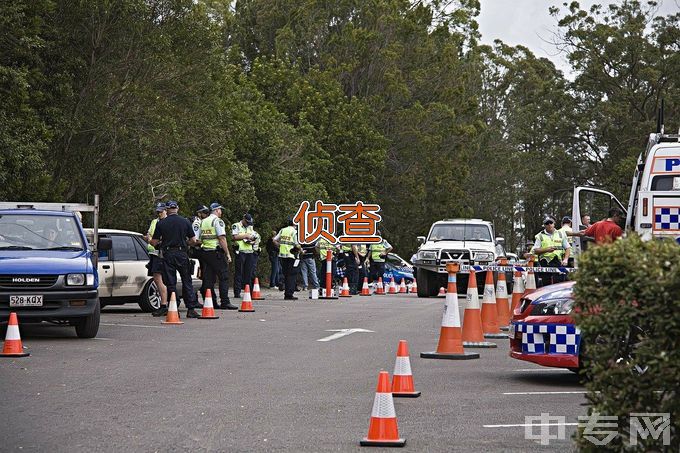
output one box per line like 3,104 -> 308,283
531,217 -> 571,287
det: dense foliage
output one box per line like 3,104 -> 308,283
573,236 -> 679,450
1,0 -> 679,255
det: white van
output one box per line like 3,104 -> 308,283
571,130 -> 680,256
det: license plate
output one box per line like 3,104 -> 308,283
508,323 -> 516,339
9,295 -> 43,307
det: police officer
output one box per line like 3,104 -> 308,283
357,243 -> 369,282
191,205 -> 209,280
273,218 -> 301,300
368,231 -> 393,282
531,217 -> 571,287
232,213 -> 256,298
340,243 -> 360,295
199,203 -> 237,310
145,202 -> 168,316
150,201 -> 201,318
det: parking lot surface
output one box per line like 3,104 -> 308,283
1,291 -> 584,452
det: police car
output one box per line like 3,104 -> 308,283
509,281 -> 580,371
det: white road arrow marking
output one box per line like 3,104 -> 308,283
317,328 -> 374,342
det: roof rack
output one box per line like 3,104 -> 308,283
0,202 -> 97,212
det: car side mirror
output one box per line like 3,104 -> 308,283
417,236 -> 426,244
98,237 -> 112,251
495,237 -> 505,245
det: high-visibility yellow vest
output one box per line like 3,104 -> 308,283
371,241 -> 387,262
535,230 -> 565,261
278,226 -> 297,258
200,215 -> 220,250
147,218 -> 159,252
318,238 -> 335,259
232,222 -> 253,253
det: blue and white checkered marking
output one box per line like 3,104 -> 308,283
654,207 -> 680,231
515,322 -> 580,355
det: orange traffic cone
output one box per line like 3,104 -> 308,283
375,278 -> 385,295
239,285 -> 255,312
360,277 -> 371,296
524,260 -> 536,297
409,279 -> 417,294
511,269 -> 524,313
1,313 -> 29,357
398,279 -> 407,294
495,260 -> 511,329
162,293 -> 184,325
438,287 -> 446,297
200,289 -> 219,319
421,263 -> 479,360
481,270 -> 505,339
360,371 -> 406,447
252,277 -> 265,300
391,340 -> 421,397
462,270 -> 496,348
340,277 -> 351,297
388,278 -> 397,294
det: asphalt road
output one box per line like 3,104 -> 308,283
1,290 -> 586,452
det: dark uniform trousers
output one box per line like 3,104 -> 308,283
370,261 -> 385,283
343,253 -> 359,294
201,249 -> 230,305
234,252 -> 255,297
537,257 -> 566,287
250,252 -> 260,288
317,257 -> 337,289
162,249 -> 198,309
280,257 -> 298,298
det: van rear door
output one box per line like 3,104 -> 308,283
571,187 -> 626,257
636,146 -> 680,241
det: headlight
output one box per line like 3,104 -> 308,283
418,250 -> 437,260
474,252 -> 493,261
530,298 -> 575,315
66,273 -> 85,285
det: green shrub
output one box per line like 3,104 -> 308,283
573,235 -> 680,450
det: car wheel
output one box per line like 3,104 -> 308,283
75,301 -> 100,338
416,268 -> 439,298
138,279 -> 161,312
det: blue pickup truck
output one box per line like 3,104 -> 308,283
0,199 -> 111,338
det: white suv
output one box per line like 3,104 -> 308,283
413,219 -> 506,297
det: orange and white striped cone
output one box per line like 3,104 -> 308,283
239,285 -> 255,312
162,293 -> 184,325
524,260 -> 536,297
495,260 -> 511,330
340,277 -> 351,297
388,278 -> 397,294
409,279 -> 417,294
462,270 -> 496,348
360,371 -> 406,447
398,279 -> 407,294
511,269 -> 524,313
360,277 -> 371,296
438,287 -> 446,297
1,313 -> 29,357
391,340 -> 421,397
481,270 -> 505,339
319,250 -> 338,300
421,263 -> 479,360
199,289 -> 219,319
375,278 -> 385,295
251,277 -> 265,300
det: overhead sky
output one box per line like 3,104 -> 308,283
477,0 -> 680,76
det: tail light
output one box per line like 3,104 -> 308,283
642,197 -> 648,216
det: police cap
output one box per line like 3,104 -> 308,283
155,202 -> 167,212
166,200 -> 179,209
561,216 -> 572,224
209,202 -> 223,212
196,204 -> 209,214
243,213 -> 254,225
543,217 -> 555,225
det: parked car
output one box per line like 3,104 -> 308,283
0,200 -> 110,338
86,229 -> 201,312
334,252 -> 414,284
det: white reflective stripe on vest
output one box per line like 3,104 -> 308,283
466,287 -> 481,309
442,294 -> 461,327
393,356 -> 412,376
371,392 -> 397,418
5,324 -> 21,341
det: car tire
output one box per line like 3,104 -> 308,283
75,301 -> 100,339
416,267 -> 439,298
138,279 -> 161,312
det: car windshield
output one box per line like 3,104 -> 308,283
428,224 -> 492,242
0,214 -> 84,250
